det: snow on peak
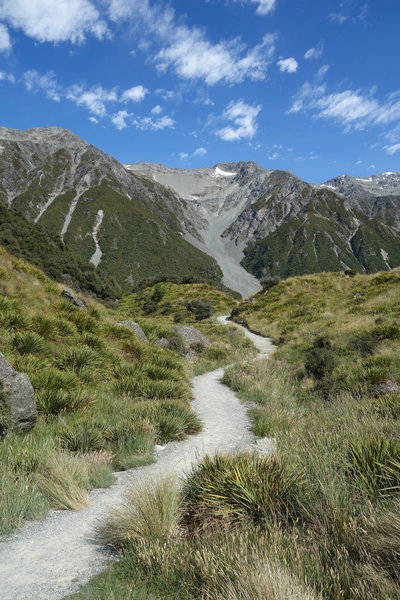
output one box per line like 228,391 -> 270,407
214,166 -> 236,178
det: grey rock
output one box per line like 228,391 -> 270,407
62,289 -> 87,310
374,380 -> 400,395
173,326 -> 210,348
0,352 -> 37,430
155,338 -> 170,349
117,321 -> 148,343
250,436 -> 277,457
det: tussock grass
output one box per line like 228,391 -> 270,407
37,452 -> 90,511
103,477 -> 181,547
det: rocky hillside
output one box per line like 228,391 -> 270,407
0,127 -> 221,291
2,126 -> 400,298
131,161 -> 400,283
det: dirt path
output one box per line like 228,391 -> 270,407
0,317 -> 275,600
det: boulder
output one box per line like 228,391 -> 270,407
0,352 -> 37,430
172,326 -> 210,348
374,380 -> 400,396
61,288 -> 87,310
155,338 -> 170,349
117,321 -> 148,343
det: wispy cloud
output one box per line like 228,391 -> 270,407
111,110 -> 131,130
217,99 -> 262,141
193,147 -> 207,156
304,40 -> 323,60
277,57 -> 298,73
0,0 -> 108,44
384,143 -> 400,155
24,70 -> 61,102
109,0 -> 276,85
288,69 -> 400,134
231,0 -> 276,16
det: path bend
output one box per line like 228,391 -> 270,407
0,316 -> 275,600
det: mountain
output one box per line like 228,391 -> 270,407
2,126 -> 400,298
0,127 -> 222,292
129,161 -> 400,283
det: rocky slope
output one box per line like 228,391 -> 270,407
130,161 -> 400,282
0,127 -> 221,291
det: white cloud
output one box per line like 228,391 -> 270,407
304,41 -> 323,60
111,110 -> 132,130
288,70 -> 400,134
231,0 -> 276,16
109,0 -> 276,85
0,0 -> 108,44
267,152 -> 279,160
150,104 -> 162,115
0,23 -> 11,52
277,57 -> 298,74
217,99 -> 262,141
356,160 -> 362,165
67,84 -> 118,116
194,147 -> 207,156
120,85 -> 148,103
328,13 -> 348,24
0,71 -> 15,83
179,152 -> 189,160
132,114 -> 175,131
24,70 -> 61,101
384,143 -> 400,155
89,116 -> 99,124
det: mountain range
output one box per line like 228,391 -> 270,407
1,126 -> 400,297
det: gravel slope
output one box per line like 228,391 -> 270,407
0,318 -> 275,600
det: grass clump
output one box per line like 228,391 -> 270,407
103,477 -> 181,547
183,452 -> 305,530
37,452 -> 90,511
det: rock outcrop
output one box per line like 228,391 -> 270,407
173,326 -> 210,348
0,352 -> 37,430
117,321 -> 148,343
61,289 -> 87,310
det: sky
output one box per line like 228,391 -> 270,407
1,0 -> 400,182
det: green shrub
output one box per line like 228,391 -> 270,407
260,275 -> 280,290
350,325 -> 400,356
36,388 -> 91,415
187,299 -> 213,320
173,311 -> 186,323
55,345 -> 101,373
304,336 -> 337,381
183,452 -> 305,530
346,437 -> 400,500
30,315 -> 58,340
11,332 -> 45,355
59,423 -> 108,453
166,334 -> 186,355
370,394 -> 400,419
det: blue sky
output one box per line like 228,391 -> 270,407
1,0 -> 399,182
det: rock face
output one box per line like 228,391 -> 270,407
117,321 -> 148,343
0,352 -> 37,430
172,326 -> 210,348
374,380 -> 400,396
62,289 -> 87,310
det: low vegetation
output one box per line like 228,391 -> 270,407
71,268 -> 400,600
0,247 -> 253,537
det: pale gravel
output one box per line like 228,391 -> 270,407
0,317 -> 275,600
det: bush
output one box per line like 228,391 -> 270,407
11,332 -> 46,355
59,422 -> 108,453
187,299 -> 213,320
260,275 -> 280,291
173,311 -> 186,323
304,336 -> 337,381
370,394 -> 400,419
346,436 -> 400,500
182,452 -> 305,530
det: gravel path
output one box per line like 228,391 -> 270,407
0,317 -> 275,600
